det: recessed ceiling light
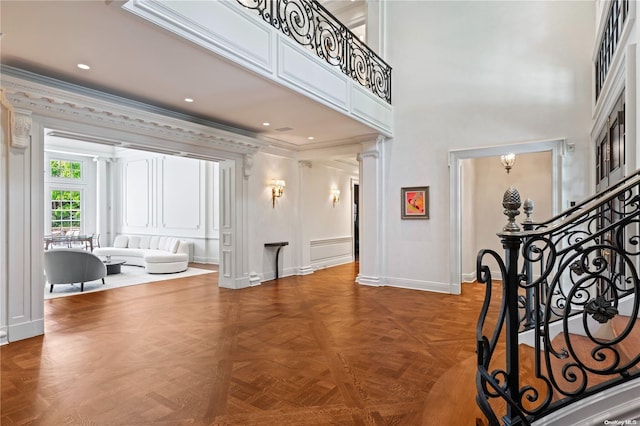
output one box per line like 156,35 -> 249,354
308,136 -> 315,140
184,98 -> 194,103
77,64 -> 90,70
263,122 -> 270,126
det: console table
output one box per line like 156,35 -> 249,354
264,241 -> 288,280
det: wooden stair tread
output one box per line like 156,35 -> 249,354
611,315 -> 640,367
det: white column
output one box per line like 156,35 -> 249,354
356,135 -> 387,286
218,157 -> 250,289
5,106 -> 45,342
0,92 -> 10,344
297,160 -> 313,275
95,157 -> 111,248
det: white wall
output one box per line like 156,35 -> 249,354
246,151 -> 357,282
381,0 -> 594,291
303,161 -> 356,270
117,151 -> 220,263
247,152 -> 299,282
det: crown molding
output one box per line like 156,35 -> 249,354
1,65 -> 267,156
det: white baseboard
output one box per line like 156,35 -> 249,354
311,254 -> 353,271
192,256 -> 219,264
8,319 -> 44,343
462,271 -> 477,283
385,276 -> 458,294
356,274 -> 383,286
297,265 -> 314,275
249,273 -> 261,287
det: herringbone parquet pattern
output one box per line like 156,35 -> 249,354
1,263 -> 488,425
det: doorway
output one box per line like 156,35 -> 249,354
353,182 -> 359,260
448,139 -> 565,292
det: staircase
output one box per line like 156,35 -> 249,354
471,171 -> 640,425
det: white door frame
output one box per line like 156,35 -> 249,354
448,138 -> 565,292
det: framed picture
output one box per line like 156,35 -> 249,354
401,186 -> 429,219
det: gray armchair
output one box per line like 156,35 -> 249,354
44,249 -> 107,293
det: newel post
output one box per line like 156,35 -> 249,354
501,187 -> 524,425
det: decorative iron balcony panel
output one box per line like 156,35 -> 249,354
236,0 -> 392,104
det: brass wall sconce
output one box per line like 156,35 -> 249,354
500,153 -> 516,174
271,179 -> 285,208
331,188 -> 340,207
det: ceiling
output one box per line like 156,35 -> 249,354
0,0 -> 374,149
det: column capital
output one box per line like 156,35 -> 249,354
357,150 -> 380,162
11,108 -> 32,150
243,153 -> 254,178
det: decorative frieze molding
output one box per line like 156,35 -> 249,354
298,160 -> 312,169
1,67 -> 267,156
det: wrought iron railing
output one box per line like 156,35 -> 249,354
476,174 -> 640,425
236,0 -> 392,104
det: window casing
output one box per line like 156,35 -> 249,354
45,155 -> 91,235
595,0 -> 629,100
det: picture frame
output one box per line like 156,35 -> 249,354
401,186 -> 429,220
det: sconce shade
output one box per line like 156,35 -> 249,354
271,179 -> 285,208
500,153 -> 516,174
331,189 -> 340,207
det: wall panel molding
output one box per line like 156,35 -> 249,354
310,236 -> 353,270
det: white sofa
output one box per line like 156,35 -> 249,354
93,235 -> 190,274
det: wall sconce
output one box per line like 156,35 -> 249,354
271,179 -> 285,208
500,153 -> 516,174
331,188 -> 340,207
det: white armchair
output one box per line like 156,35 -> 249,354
44,249 -> 107,293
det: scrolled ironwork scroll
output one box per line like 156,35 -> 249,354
236,0 -> 392,104
476,175 -> 640,424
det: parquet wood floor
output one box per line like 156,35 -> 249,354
1,263 -> 489,425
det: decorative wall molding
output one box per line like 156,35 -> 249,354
357,150 -> 379,161
160,156 -> 202,230
1,67 -> 266,156
310,236 -> 353,270
11,109 -> 31,150
123,159 -> 151,228
299,160 -> 312,169
243,153 -> 254,178
385,276 -> 455,294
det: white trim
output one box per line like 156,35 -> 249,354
7,319 -> 45,343
385,276 -> 457,294
356,274 -> 383,286
448,138 -> 565,291
533,378 -> 640,426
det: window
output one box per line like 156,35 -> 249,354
595,91 -> 625,187
50,190 -> 81,234
595,0 -> 629,99
50,159 -> 82,179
